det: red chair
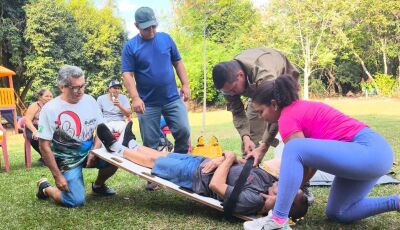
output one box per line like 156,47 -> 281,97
0,122 -> 10,172
17,117 -> 32,168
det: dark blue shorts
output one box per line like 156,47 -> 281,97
151,153 -> 205,189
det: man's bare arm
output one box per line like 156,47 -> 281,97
208,151 -> 237,198
122,72 -> 145,114
172,60 -> 190,101
39,139 -> 69,192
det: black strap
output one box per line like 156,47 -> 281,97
223,157 -> 254,217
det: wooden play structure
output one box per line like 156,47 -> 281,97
0,66 -> 18,133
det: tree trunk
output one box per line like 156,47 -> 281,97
335,82 -> 343,96
326,68 -> 336,96
303,36 -> 310,100
381,38 -> 387,75
353,51 -> 373,80
398,55 -> 400,79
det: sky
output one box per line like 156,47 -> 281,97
94,0 -> 173,38
94,0 -> 268,38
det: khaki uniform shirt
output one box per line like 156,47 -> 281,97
225,48 -> 299,146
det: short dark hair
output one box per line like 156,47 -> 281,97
212,60 -> 242,89
289,192 -> 309,221
252,74 -> 299,109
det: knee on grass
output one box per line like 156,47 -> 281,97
325,208 -> 354,224
62,193 -> 85,208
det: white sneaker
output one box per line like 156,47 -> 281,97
243,211 -> 292,230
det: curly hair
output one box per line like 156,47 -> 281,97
289,192 -> 309,221
252,74 -> 299,109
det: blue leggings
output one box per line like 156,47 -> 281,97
273,127 -> 398,223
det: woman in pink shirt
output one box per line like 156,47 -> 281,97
244,75 -> 399,230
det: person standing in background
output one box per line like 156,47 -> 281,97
121,7 -> 191,190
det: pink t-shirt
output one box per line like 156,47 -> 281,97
279,100 -> 367,142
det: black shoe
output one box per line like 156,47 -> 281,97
301,182 -> 315,206
92,183 -> 116,196
36,178 -> 51,200
145,181 -> 161,191
97,123 -> 117,152
37,158 -> 46,167
122,121 -> 136,147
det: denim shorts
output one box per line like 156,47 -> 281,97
60,159 -> 109,207
151,153 -> 205,189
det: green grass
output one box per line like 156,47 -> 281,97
1,98 -> 399,229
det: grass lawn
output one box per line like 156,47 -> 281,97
1,98 -> 399,229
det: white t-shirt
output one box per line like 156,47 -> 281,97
38,94 -> 104,171
97,93 -> 130,122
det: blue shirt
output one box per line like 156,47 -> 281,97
121,32 -> 181,106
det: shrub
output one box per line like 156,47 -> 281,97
374,73 -> 396,97
309,78 -> 327,98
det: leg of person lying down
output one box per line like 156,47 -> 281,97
96,122 -> 309,218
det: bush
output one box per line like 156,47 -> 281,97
309,78 -> 327,98
374,73 -> 396,97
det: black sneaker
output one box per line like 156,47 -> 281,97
36,178 -> 51,200
97,123 -> 117,152
122,121 -> 136,147
37,158 -> 46,167
92,183 -> 116,196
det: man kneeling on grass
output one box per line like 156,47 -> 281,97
35,65 -> 118,208
93,121 -> 309,218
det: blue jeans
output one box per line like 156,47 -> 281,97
151,153 -> 205,189
60,159 -> 109,207
138,99 -> 190,153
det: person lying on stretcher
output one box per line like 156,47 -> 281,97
95,121 -> 308,218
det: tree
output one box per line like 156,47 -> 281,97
171,0 -> 262,104
67,0 -> 126,96
263,0 -> 353,99
24,0 -> 84,99
0,0 -> 28,97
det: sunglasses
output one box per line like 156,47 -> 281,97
143,25 -> 157,31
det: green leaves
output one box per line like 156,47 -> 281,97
0,0 -> 126,103
171,0 -> 261,104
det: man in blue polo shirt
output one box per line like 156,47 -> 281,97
121,6 -> 191,190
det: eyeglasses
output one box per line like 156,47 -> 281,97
219,80 -> 238,96
143,25 -> 157,31
65,84 -> 86,93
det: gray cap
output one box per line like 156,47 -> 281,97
135,7 -> 158,29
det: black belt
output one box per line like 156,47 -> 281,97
223,157 -> 254,217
